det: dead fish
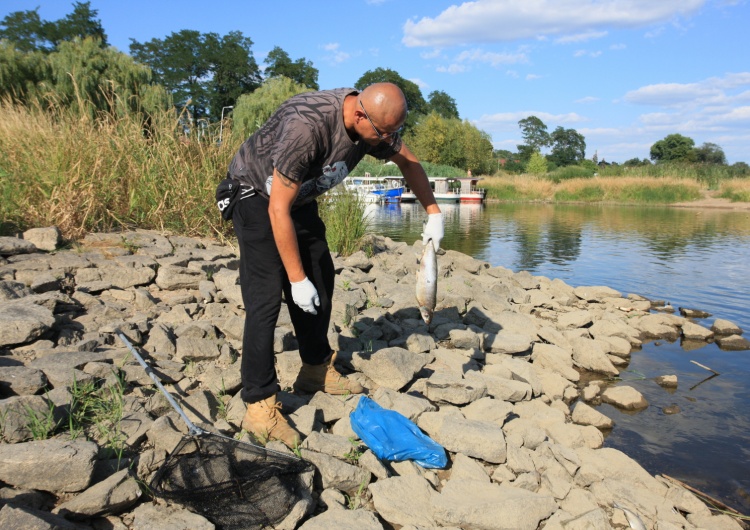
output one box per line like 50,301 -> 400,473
613,501 -> 647,530
416,239 -> 437,324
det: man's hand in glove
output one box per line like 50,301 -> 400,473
291,277 -> 320,315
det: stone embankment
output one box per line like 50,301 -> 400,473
0,227 -> 748,530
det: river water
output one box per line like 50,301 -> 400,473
365,201 -> 750,513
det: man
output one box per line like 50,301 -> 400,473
225,82 -> 443,447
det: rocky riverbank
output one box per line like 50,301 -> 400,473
0,227 -> 748,530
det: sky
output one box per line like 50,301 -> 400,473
3,0 -> 749,164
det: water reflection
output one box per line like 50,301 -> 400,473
365,202 -> 750,513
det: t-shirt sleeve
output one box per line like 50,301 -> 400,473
271,116 -> 317,182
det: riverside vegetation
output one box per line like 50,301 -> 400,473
3,91 -> 750,251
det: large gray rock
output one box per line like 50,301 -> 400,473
0,439 -> 97,492
0,503 -> 85,529
601,385 -> 648,410
131,502 -> 215,530
351,347 -> 429,390
0,237 -> 37,256
0,366 -> 48,396
0,395 -> 55,443
54,468 -> 142,518
419,413 -> 506,464
369,475 -> 437,527
570,336 -> 619,376
573,285 -> 621,302
23,227 -> 61,252
0,301 -> 56,347
0,280 -> 33,301
432,479 -> 558,530
297,508 -> 384,530
571,401 -> 614,429
155,266 -> 206,290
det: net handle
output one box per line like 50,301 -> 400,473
116,329 -> 204,436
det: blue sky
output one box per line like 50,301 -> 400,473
4,0 -> 749,164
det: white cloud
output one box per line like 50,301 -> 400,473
506,70 -> 519,78
478,111 -> 587,127
321,43 -> 353,64
410,78 -> 429,90
610,43 -> 627,50
454,48 -> 529,66
436,64 -> 469,74
574,49 -> 603,58
624,72 -> 750,107
526,73 -> 543,80
420,49 -> 443,59
555,30 -> 608,44
403,0 -> 706,47
576,96 -> 601,103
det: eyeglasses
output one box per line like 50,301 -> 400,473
359,100 -> 402,143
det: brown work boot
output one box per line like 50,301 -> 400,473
241,395 -> 301,449
293,352 -> 364,395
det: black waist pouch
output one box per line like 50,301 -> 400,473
216,177 -> 255,221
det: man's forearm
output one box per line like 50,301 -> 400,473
268,169 -> 306,283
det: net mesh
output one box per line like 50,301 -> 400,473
150,432 -> 315,530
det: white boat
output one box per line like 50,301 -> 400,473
456,177 -> 486,203
343,174 -> 403,203
430,177 -> 460,203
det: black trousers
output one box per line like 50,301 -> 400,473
232,194 -> 334,404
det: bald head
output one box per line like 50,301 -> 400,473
359,82 -> 407,131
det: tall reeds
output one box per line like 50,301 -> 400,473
0,94 -> 237,240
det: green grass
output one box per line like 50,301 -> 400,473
554,185 -> 605,202
483,183 -> 519,201
68,372 -> 127,460
318,188 -> 370,256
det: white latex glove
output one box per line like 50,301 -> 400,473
291,277 -> 320,315
421,213 -> 444,251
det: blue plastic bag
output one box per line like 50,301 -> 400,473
349,396 -> 447,469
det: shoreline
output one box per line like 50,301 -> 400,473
1,228 -> 748,529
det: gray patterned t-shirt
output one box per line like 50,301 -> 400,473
227,88 -> 401,208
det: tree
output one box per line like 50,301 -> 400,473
548,126 -> 586,167
47,37 -> 168,117
355,67 -> 427,132
232,76 -> 311,140
694,142 -> 726,165
650,133 -> 696,162
525,151 -> 548,175
264,46 -> 318,90
0,2 -> 107,53
206,31 -> 262,119
0,9 -> 45,52
427,90 -> 459,119
131,29 -> 261,120
517,116 -> 550,162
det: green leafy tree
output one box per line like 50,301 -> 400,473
47,37 -> 168,117
131,29 -> 261,120
355,67 -> 427,132
0,2 -> 107,53
408,112 -> 449,164
0,40 -> 50,101
232,76 -> 311,140
694,142 -> 726,165
264,46 -> 319,90
525,151 -> 548,175
548,126 -> 586,167
408,112 -> 494,174
650,133 -> 696,162
427,90 -> 459,119
517,116 -> 550,162
206,31 -> 262,119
